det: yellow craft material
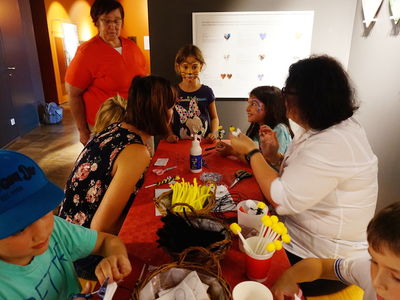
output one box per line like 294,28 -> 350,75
274,240 -> 283,251
257,201 -> 266,209
282,234 -> 291,244
169,178 -> 213,212
266,242 -> 275,252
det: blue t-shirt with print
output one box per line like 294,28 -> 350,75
0,216 -> 97,300
172,84 -> 215,139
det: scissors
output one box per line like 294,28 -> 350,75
152,165 -> 177,175
71,277 -> 109,299
229,170 -> 252,189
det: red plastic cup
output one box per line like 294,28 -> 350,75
244,236 -> 274,282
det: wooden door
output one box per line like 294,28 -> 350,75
0,0 -> 40,146
0,27 -> 19,147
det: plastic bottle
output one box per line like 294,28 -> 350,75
190,134 -> 202,173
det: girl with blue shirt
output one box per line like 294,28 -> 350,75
216,86 -> 293,161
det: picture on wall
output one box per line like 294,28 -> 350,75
193,11 -> 314,98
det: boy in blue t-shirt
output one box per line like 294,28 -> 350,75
272,202 -> 400,300
0,150 -> 132,300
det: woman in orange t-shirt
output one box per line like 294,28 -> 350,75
65,0 -> 147,145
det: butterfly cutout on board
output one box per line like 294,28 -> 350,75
224,54 -> 230,61
259,54 -> 265,61
220,73 -> 226,79
227,74 -> 232,79
257,74 -> 264,81
224,33 -> 231,40
259,32 -> 267,40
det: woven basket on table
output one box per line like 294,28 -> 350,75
160,203 -> 232,261
155,188 -> 216,216
132,247 -> 232,300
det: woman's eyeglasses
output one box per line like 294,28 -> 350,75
100,18 -> 123,26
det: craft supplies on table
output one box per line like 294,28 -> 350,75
133,247 -> 232,300
232,281 -> 273,300
145,176 -> 180,189
155,158 -> 169,166
229,170 -> 253,189
237,200 -> 268,240
152,166 -> 177,176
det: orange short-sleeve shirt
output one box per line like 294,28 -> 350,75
65,36 -> 147,125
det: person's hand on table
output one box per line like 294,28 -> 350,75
166,134 -> 179,143
205,132 -> 217,143
230,132 -> 258,156
271,274 -> 300,300
95,254 -> 132,284
215,141 -> 233,157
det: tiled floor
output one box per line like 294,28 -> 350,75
5,104 -> 83,189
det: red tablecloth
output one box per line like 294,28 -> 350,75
115,140 -> 291,298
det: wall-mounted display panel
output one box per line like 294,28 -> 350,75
193,11 -> 314,98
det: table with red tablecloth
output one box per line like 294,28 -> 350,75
115,140 -> 291,298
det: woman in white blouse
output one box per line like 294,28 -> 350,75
230,55 -> 378,296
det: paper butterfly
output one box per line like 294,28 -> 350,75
259,33 -> 267,40
224,54 -> 230,60
227,74 -> 232,79
224,33 -> 231,40
220,73 -> 226,79
259,54 -> 265,61
257,74 -> 264,81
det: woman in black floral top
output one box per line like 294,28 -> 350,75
59,76 -> 175,234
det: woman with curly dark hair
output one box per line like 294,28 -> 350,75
230,55 -> 378,296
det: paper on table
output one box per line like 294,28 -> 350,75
155,158 -> 169,166
155,188 -> 171,216
212,185 -> 236,213
103,282 -> 118,300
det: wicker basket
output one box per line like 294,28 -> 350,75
155,189 -> 216,216
132,247 -> 232,300
158,203 -> 232,261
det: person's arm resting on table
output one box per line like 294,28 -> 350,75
271,258 -> 336,300
206,101 -> 219,143
91,231 -> 132,284
230,132 -> 279,206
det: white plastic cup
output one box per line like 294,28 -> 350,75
237,200 -> 268,252
232,281 -> 273,300
237,200 -> 268,233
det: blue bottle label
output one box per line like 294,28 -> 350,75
190,154 -> 202,170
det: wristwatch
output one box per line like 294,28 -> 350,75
245,148 -> 261,163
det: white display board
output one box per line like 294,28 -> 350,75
193,11 -> 314,98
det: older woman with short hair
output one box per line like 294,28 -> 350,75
230,55 -> 378,296
66,0 -> 147,145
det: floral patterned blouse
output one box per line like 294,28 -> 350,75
58,123 -> 144,228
